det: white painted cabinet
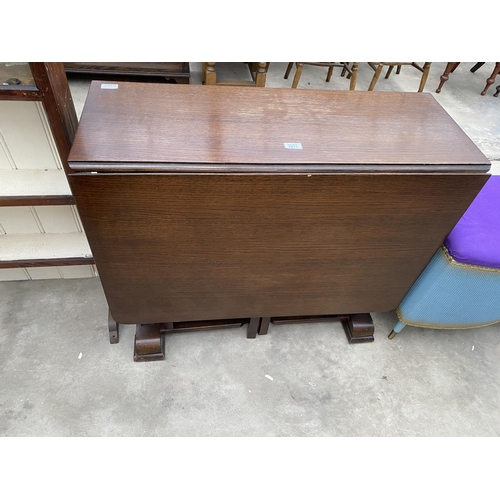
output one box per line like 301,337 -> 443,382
0,63 -> 95,281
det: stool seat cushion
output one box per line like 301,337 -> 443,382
444,176 -> 500,269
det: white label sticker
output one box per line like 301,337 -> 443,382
284,143 -> 303,149
101,83 -> 119,89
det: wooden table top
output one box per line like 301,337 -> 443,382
69,82 -> 490,172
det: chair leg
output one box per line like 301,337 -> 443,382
418,62 -> 432,92
436,62 -> 459,93
255,62 -> 267,87
385,65 -> 394,79
470,62 -> 485,73
201,62 -> 207,84
326,65 -> 334,83
368,63 -> 384,91
205,62 -> 216,85
396,65 -> 402,75
480,62 -> 500,96
291,63 -> 304,88
349,63 -> 359,90
388,320 -> 406,339
284,62 -> 294,79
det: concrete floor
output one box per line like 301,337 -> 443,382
1,62 -> 500,437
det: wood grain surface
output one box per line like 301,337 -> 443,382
68,82 -> 489,168
68,172 -> 488,324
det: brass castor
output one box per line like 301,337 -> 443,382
388,330 -> 398,340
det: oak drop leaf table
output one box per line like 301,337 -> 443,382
67,82 -> 490,361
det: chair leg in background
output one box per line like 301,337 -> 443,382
291,63 -> 304,88
326,65 -> 334,82
436,62 -> 460,93
368,63 -> 384,91
470,62 -> 485,73
481,62 -> 500,96
349,63 -> 359,90
418,62 -> 432,92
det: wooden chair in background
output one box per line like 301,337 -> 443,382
436,62 -> 500,96
367,62 -> 432,92
284,62 -> 359,90
202,62 -> 268,87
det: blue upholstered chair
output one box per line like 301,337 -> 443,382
389,175 -> 500,339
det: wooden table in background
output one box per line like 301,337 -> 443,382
68,83 -> 490,361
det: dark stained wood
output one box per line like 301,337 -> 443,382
247,318 -> 260,339
0,89 -> 41,100
0,195 -> 74,207
29,63 -> 78,176
68,82 -> 489,168
108,309 -> 119,344
68,83 -> 490,359
258,317 -> 271,336
163,319 -> 247,333
342,313 -> 375,343
68,172 -> 488,325
0,257 -> 94,269
273,313 -> 375,343
134,323 -> 165,361
271,315 -> 349,324
64,63 -> 190,84
2,63 -> 79,174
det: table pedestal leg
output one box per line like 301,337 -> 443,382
342,313 -> 375,343
134,324 -> 165,362
246,317 -> 260,338
129,312 -> 374,361
271,313 -> 374,343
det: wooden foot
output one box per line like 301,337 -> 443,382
108,309 -> 119,344
388,330 -> 398,339
342,313 -> 375,343
134,323 -> 165,362
271,313 -> 374,343
494,85 -> 500,97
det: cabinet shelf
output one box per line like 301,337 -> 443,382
0,63 -> 91,280
0,233 -> 93,268
0,169 -> 74,206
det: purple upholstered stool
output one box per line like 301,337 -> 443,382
390,176 -> 500,338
